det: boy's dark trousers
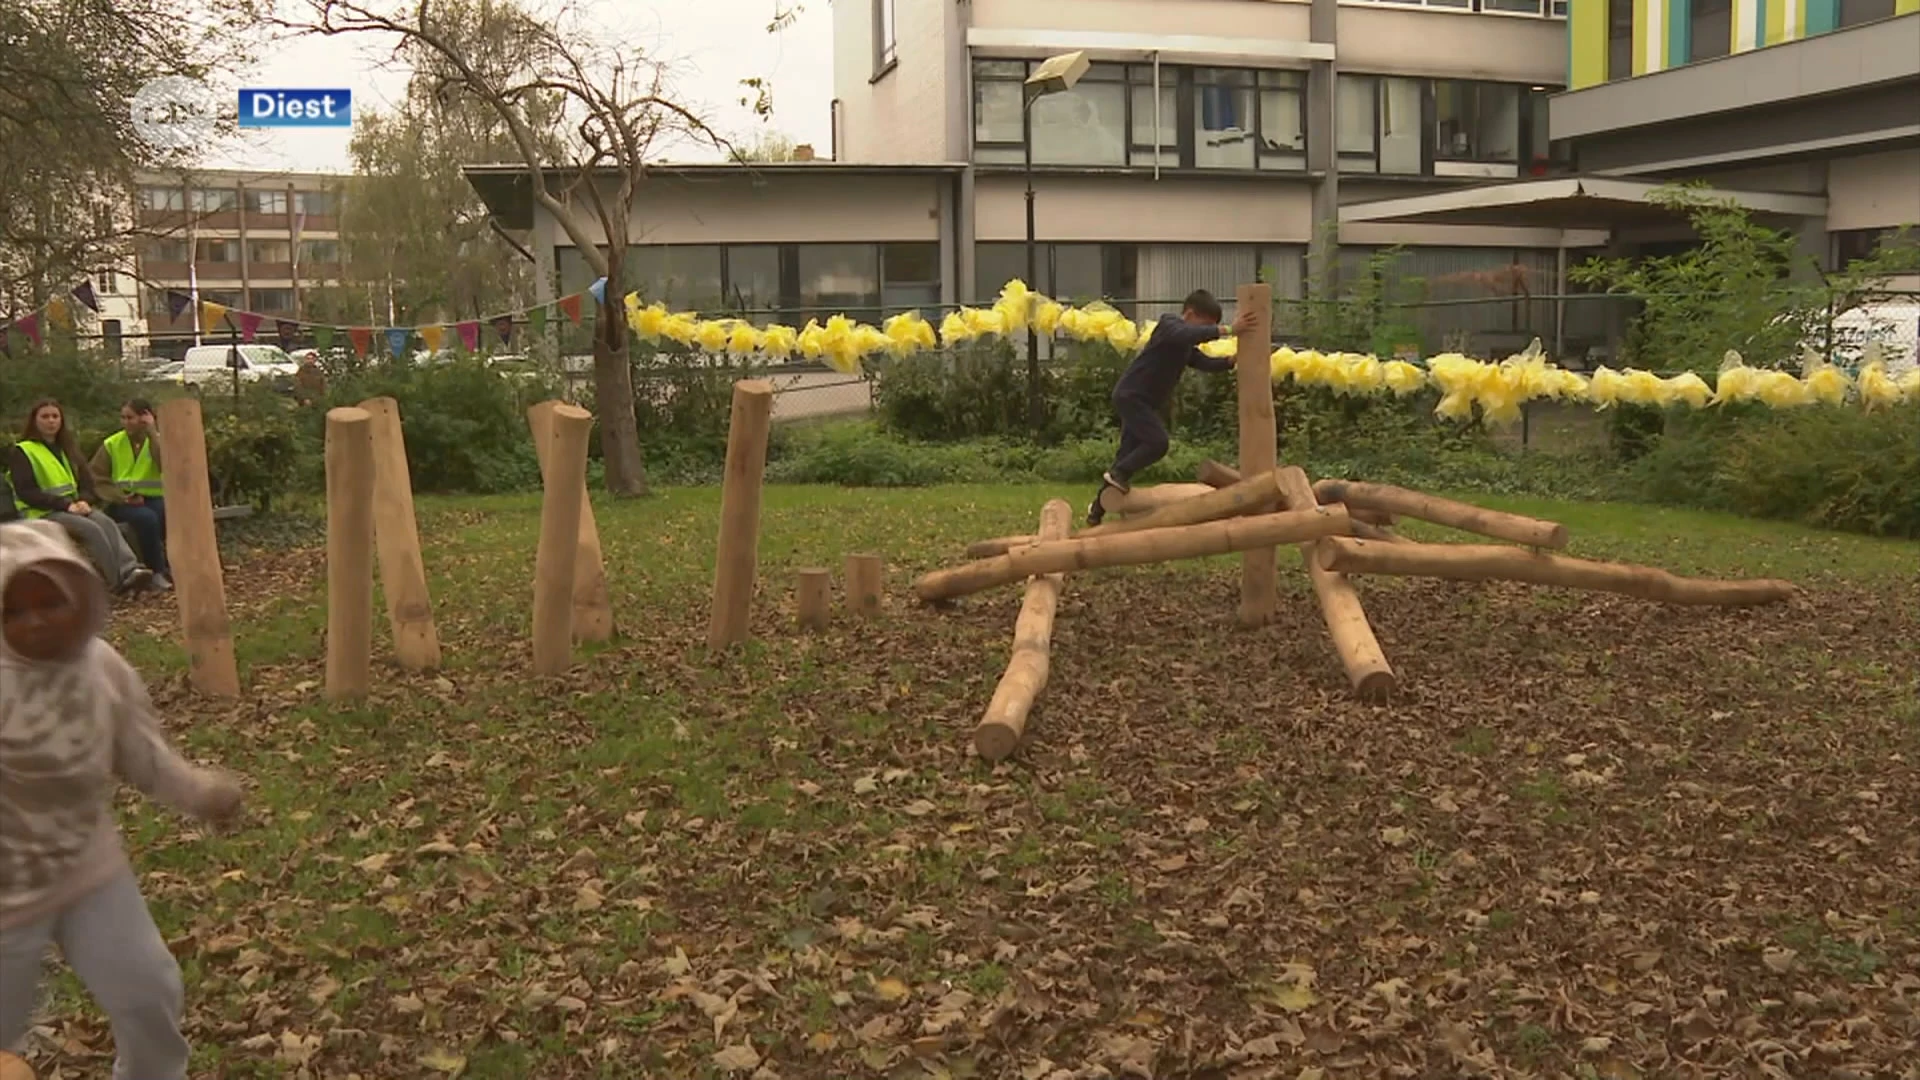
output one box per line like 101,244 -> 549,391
1108,392 -> 1170,487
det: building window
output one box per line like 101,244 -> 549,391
299,239 -> 340,263
1030,62 -> 1127,167
1689,0 -> 1733,61
975,242 -> 1139,310
1832,226 -> 1916,267
724,245 -> 783,315
195,238 -> 238,263
881,243 -> 941,311
1194,69 -> 1257,170
872,0 -> 896,77
142,186 -> 184,211
1126,65 -> 1178,167
295,191 -> 337,216
797,244 -> 881,322
198,289 -> 241,309
247,240 -> 292,264
190,189 -> 238,213
1257,70 -> 1308,170
251,288 -> 295,313
144,287 -> 175,316
1433,81 -> 1520,163
1838,0 -> 1898,25
1336,75 -> 1423,175
245,190 -> 289,215
973,60 -> 1028,166
1607,0 -> 1634,81
146,238 -> 190,262
1344,0 -> 1567,13
95,268 -> 117,293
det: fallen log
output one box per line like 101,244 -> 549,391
974,500 -> 1073,762
1314,479 -> 1565,549
1195,459 -> 1242,490
1274,468 -> 1394,701
1316,537 -> 1796,607
1200,461 -> 1397,527
1350,520 -> 1406,543
915,505 -> 1351,603
1099,482 -> 1216,517
964,470 -> 1287,558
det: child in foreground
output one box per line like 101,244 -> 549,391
1088,289 -> 1256,525
0,520 -> 245,1078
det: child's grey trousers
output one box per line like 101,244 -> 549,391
0,867 -> 190,1080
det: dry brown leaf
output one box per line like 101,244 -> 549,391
711,1043 -> 761,1072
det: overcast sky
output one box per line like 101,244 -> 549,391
206,0 -> 834,174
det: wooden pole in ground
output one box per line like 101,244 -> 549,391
1234,283 -> 1278,626
528,401 -> 614,642
1274,467 -> 1394,701
153,397 -> 239,697
975,499 -> 1072,762
706,380 -> 775,650
845,553 -> 885,615
1099,482 -> 1217,518
532,404 -> 594,674
1203,462 -> 1397,526
916,505 -> 1350,603
965,469 -> 1287,558
1314,479 -> 1567,549
357,397 -> 440,671
796,568 -> 831,631
324,407 -> 375,701
1316,537 -> 1797,606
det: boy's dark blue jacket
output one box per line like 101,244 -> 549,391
1113,314 -> 1231,409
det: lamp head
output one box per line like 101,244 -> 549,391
1024,51 -> 1090,102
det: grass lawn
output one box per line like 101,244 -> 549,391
32,484 -> 1920,1079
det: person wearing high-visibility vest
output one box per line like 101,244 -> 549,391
5,399 -> 153,595
88,399 -> 171,590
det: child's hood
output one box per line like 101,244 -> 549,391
0,519 -> 108,662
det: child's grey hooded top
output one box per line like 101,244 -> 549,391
0,520 -> 230,929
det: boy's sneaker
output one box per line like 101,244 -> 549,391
122,568 -> 154,594
151,573 -> 173,592
1102,471 -> 1130,494
1087,472 -> 1130,527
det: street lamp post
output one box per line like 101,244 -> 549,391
1021,51 -> 1090,433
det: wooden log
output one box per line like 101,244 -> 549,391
1099,482 -> 1216,517
707,380 -> 776,649
846,553 -> 884,615
964,470 -> 1288,558
528,400 -> 614,642
1314,479 -> 1567,549
1274,468 -> 1394,701
796,568 -> 831,631
1234,283 -> 1278,626
532,404 -> 594,674
916,505 -> 1351,603
324,407 -> 375,701
358,397 -> 440,671
1350,520 -> 1406,543
1316,537 -> 1797,606
0,1051 -> 36,1080
153,398 -> 239,697
1203,462 -> 1396,526
975,499 -> 1073,762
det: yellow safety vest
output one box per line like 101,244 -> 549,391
13,440 -> 78,519
102,430 -> 164,497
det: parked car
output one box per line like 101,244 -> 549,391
178,344 -> 302,390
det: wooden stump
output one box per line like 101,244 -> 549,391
846,553 -> 884,615
528,401 -> 614,642
1274,467 -> 1394,701
324,407 -> 375,701
0,1051 -> 36,1080
796,568 -> 831,631
153,398 -> 239,697
707,380 -> 775,650
965,469 -> 1287,558
358,397 -> 440,671
1316,537 -> 1797,606
1234,283 -> 1278,626
1204,462 -> 1395,526
915,505 -> 1350,603
975,499 -> 1072,762
532,404 -> 594,675
1314,479 -> 1567,549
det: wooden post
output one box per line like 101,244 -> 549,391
796,568 -> 831,632
975,499 -> 1072,762
324,407 -> 375,701
1316,537 -> 1797,606
153,398 -> 239,697
0,1050 -> 37,1080
1314,479 -> 1567,549
532,404 -> 594,674
1205,462 -> 1396,525
1195,459 -> 1242,489
1274,468 -> 1394,701
964,469 -> 1287,558
1234,283 -> 1278,626
915,505 -> 1350,603
1098,482 -> 1217,518
706,380 -> 775,650
357,397 -> 440,671
845,553 -> 885,616
528,401 -> 614,642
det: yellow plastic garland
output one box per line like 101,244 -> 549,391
624,282 -> 1920,422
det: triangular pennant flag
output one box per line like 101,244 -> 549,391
588,277 -> 608,306
237,311 -> 263,342
276,320 -> 298,350
46,298 -> 71,330
17,312 -> 42,347
457,321 -> 480,352
199,301 -> 229,335
385,327 -> 410,357
420,325 -> 444,353
348,327 -> 371,357
166,290 -> 192,319
530,305 -> 548,335
490,315 -> 514,344
559,293 -> 584,324
314,325 -> 335,352
71,280 -> 99,313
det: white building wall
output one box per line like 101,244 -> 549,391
972,175 -> 1315,243
1335,8 -> 1565,84
833,0 -> 955,164
1825,149 -> 1920,233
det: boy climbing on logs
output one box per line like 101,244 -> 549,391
1088,289 -> 1257,525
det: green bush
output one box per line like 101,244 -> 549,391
872,339 -> 1032,441
201,388 -> 312,510
1711,406 -> 1919,536
318,356 -> 559,494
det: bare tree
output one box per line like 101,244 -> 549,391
268,0 -> 736,495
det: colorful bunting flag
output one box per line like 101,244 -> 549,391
491,315 -> 514,344
16,312 -> 42,347
559,293 -> 583,324
199,301 -> 229,335
385,327 -> 410,357
420,325 -> 444,353
237,311 -> 263,343
588,278 -> 607,306
46,298 -> 71,330
166,290 -> 192,319
276,320 -> 299,350
71,281 -> 99,313
530,305 -> 548,336
314,325 -> 335,352
457,320 -> 480,352
348,327 -> 371,357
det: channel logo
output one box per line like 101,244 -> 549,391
238,88 -> 352,128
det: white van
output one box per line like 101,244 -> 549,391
178,344 -> 302,388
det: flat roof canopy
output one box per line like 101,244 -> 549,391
1338,176 -> 1829,231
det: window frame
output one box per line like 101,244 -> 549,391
190,188 -> 238,213
142,186 -> 184,212
1430,79 -> 1523,166
1338,0 -> 1567,15
244,189 -> 290,215
294,190 -> 337,216
872,0 -> 898,81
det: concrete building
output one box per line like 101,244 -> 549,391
132,169 -> 347,357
